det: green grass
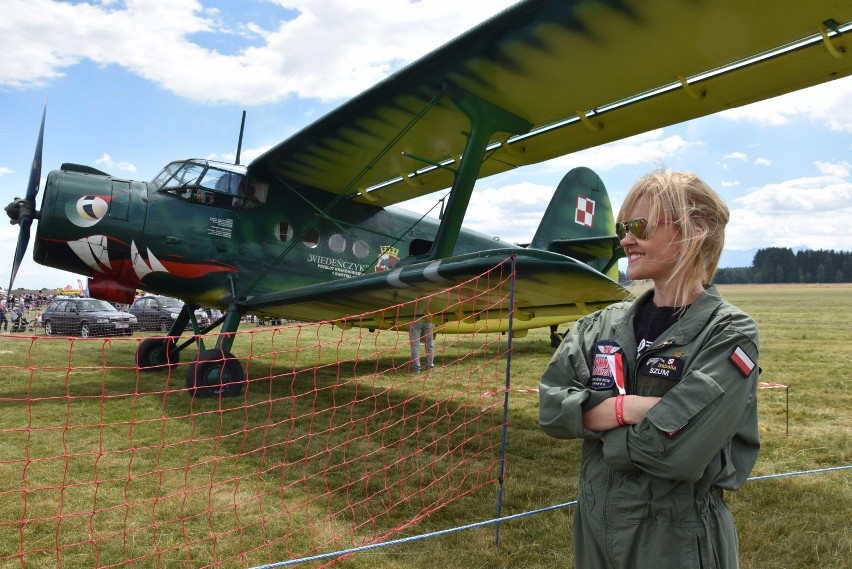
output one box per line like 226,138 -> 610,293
0,284 -> 850,568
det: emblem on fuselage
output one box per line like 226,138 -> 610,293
66,195 -> 110,228
374,246 -> 399,272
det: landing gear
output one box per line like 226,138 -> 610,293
185,348 -> 244,398
137,337 -> 180,369
133,300 -> 247,398
550,325 -> 565,349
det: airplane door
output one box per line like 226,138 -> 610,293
142,191 -> 213,266
209,211 -> 237,265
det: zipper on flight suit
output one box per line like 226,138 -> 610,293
632,337 -> 693,437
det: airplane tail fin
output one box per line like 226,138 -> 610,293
528,167 -> 623,280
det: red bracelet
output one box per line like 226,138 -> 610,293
615,394 -> 626,426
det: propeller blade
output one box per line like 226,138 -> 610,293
7,103 -> 46,293
8,219 -> 32,293
26,104 -> 46,202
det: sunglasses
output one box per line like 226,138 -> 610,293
615,217 -> 677,240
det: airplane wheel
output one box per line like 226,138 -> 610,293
137,337 -> 180,370
185,349 -> 244,398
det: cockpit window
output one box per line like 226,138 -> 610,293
151,160 -> 264,208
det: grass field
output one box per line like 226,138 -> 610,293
1,284 -> 850,568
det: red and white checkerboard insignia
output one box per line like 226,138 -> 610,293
730,346 -> 755,377
575,196 -> 595,227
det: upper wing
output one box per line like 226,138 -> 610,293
249,0 -> 852,207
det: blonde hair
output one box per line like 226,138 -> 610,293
618,169 -> 729,307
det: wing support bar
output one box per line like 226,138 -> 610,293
420,83 -> 532,261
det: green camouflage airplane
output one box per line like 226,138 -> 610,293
6,0 -> 852,397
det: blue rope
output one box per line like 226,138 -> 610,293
250,464 -> 851,568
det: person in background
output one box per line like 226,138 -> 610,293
0,295 -> 7,332
409,318 -> 435,373
539,169 -> 760,569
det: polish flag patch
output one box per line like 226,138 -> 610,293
575,196 -> 595,227
730,346 -> 755,377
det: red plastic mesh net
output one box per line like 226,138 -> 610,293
0,261 -> 514,567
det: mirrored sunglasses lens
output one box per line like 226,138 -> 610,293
629,218 -> 649,239
616,223 -> 627,239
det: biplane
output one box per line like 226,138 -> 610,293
6,0 -> 852,396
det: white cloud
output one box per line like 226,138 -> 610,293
727,161 -> 852,250
463,182 -> 556,243
0,166 -> 12,177
0,0 -> 517,105
720,79 -> 852,133
720,180 -> 740,187
754,158 -> 772,167
95,153 -> 137,173
723,152 -> 748,162
543,130 -> 702,173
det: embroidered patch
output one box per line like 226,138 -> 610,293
589,340 -> 625,392
639,356 -> 684,381
730,346 -> 755,377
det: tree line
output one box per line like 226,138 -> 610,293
713,247 -> 852,284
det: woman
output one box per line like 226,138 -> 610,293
539,169 -> 760,569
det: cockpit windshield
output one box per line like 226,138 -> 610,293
151,160 -> 265,208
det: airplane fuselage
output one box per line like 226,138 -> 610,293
33,160 -> 511,312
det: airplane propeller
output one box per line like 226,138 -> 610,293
5,103 -> 46,294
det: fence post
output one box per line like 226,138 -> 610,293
494,255 -> 516,546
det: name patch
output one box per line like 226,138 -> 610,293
639,356 -> 684,381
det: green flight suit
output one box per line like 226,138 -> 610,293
540,286 -> 760,569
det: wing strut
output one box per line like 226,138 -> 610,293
418,83 -> 532,262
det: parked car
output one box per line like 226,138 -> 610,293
42,297 -> 137,337
129,295 -> 211,332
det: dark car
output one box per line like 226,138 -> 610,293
42,297 -> 138,337
129,295 -> 210,332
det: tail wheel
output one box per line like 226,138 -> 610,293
185,348 -> 244,398
137,337 -> 180,370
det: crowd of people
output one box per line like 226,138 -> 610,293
0,292 -> 48,333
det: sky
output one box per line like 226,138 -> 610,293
1,0 -> 851,291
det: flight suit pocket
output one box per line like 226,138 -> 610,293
645,370 -> 723,436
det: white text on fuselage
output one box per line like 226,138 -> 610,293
308,254 -> 367,278
208,217 -> 233,238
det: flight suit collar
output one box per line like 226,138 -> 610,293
615,285 -> 724,350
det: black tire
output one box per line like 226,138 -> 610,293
185,349 -> 244,398
137,337 -> 180,370
159,319 -> 172,334
44,320 -> 54,336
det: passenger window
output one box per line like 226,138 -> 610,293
329,234 -> 346,253
352,240 -> 370,259
275,222 -> 294,243
303,228 -> 319,249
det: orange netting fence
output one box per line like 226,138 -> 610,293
0,260 -> 515,568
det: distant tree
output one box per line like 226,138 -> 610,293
753,248 -> 795,283
682,248 -> 851,284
